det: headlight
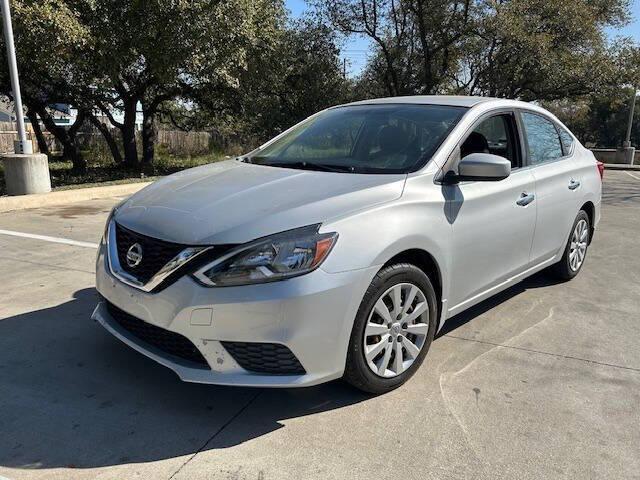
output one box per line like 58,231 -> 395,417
193,225 -> 337,287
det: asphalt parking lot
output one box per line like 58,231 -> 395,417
1,169 -> 639,480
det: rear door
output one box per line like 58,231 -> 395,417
446,111 -> 537,313
519,111 -> 582,264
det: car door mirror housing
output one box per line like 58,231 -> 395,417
446,153 -> 511,183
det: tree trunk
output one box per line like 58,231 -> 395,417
38,107 -> 87,174
63,142 -> 85,173
120,98 -> 139,168
141,108 -> 156,165
88,114 -> 123,164
26,108 -> 50,156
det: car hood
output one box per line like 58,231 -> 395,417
114,160 -> 406,244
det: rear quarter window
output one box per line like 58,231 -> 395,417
558,128 -> 575,156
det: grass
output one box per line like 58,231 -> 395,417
0,151 -> 226,196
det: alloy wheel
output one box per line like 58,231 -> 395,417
569,218 -> 589,272
363,282 -> 430,378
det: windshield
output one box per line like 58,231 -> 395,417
246,104 -> 467,174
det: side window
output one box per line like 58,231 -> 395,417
521,112 -> 563,165
460,114 -> 518,168
558,128 -> 574,156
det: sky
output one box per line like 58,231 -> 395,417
285,0 -> 640,77
285,0 -> 372,76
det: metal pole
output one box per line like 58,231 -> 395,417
623,89 -> 637,147
1,0 -> 32,154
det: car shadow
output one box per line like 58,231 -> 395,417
0,288 -> 371,471
437,269 -> 564,337
1,271 -> 562,471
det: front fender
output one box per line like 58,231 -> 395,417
320,174 -> 453,325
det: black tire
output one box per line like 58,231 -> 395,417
343,263 -> 437,394
551,210 -> 590,281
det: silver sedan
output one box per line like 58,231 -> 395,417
93,96 -> 602,393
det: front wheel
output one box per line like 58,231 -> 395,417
343,263 -> 437,394
552,210 -> 590,280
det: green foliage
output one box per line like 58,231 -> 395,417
0,0 -> 88,102
168,18 -> 351,148
544,87 -> 640,147
2,0 -> 639,178
314,0 -> 475,96
315,0 -> 633,101
236,19 -> 351,140
460,0 -> 629,99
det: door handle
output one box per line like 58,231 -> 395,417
568,179 -> 581,190
516,192 -> 535,206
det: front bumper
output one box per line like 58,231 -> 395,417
93,243 -> 377,387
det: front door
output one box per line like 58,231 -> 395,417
446,113 -> 536,314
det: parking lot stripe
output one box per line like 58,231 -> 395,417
0,229 -> 99,249
624,171 -> 640,181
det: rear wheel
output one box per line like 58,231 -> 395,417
343,263 -> 437,394
552,210 -> 590,280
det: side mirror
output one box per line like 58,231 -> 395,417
446,153 -> 511,183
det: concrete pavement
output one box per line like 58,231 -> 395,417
0,171 -> 639,480
0,182 -> 150,213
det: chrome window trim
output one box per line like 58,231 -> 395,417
106,219 -> 212,292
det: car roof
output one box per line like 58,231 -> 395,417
337,95 -> 513,108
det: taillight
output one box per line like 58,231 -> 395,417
596,161 -> 604,180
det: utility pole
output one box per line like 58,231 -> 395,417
1,0 -> 30,154
624,89 -> 637,147
620,89 -> 638,165
1,0 -> 51,194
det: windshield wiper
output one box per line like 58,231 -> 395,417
260,161 -> 356,173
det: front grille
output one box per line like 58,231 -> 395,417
221,341 -> 306,375
115,223 -> 187,284
106,301 -> 209,368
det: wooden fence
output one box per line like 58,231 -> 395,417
156,130 -> 213,156
1,122 -> 223,158
0,122 -> 40,154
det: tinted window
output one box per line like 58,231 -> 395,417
461,114 -> 517,167
248,104 -> 467,173
521,112 -> 563,165
558,128 -> 574,156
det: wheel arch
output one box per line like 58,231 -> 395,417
580,201 -> 595,244
381,249 -> 443,324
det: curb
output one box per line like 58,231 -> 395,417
0,182 -> 151,213
603,163 -> 640,171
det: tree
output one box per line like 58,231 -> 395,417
456,0 -> 629,100
0,0 -> 91,172
237,19 -> 351,139
542,43 -> 640,147
168,17 -> 351,149
314,0 -> 473,96
315,0 -> 631,102
2,0 -> 287,169
544,87 -> 639,147
68,0 -> 286,167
